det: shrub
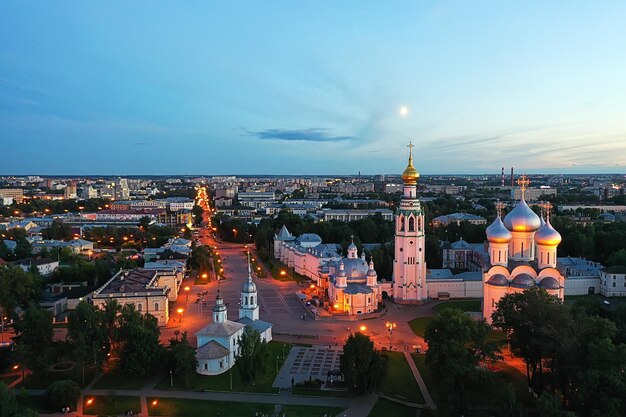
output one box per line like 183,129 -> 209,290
45,380 -> 81,411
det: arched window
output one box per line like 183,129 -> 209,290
418,217 -> 421,230
137,303 -> 143,312
250,296 -> 254,305
521,242 -> 524,257
408,217 -> 415,232
547,252 -> 550,264
399,215 -> 405,231
154,302 -> 159,311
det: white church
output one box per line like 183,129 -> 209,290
195,257 -> 273,375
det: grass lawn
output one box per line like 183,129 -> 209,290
565,294 -> 626,310
281,405 -> 346,417
408,317 -> 430,338
379,352 -> 424,404
368,398 -> 417,417
147,397 -> 274,417
18,395 -> 55,414
156,341 -> 287,393
21,366 -> 96,389
432,299 -> 481,313
92,366 -> 158,390
411,353 -> 532,409
83,395 -> 141,416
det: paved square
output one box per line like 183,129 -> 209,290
273,345 -> 343,388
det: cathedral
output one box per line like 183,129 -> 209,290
482,178 -> 565,323
195,256 -> 273,375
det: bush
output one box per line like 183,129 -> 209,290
45,380 -> 81,411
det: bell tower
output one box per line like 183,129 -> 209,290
392,142 -> 427,303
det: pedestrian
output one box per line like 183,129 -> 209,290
291,376 -> 294,387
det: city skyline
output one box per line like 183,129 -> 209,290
2,1 -> 626,175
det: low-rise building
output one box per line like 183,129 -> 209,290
15,258 -> 60,276
432,213 -> 487,227
92,269 -> 172,325
600,266 -> 626,297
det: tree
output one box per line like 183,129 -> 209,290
67,302 -> 108,383
102,300 -> 121,351
45,380 -> 81,411
166,332 -> 197,388
425,308 -> 501,415
116,304 -> 162,376
12,303 -> 54,374
0,266 -> 37,323
236,327 -> 267,383
0,382 -> 37,417
340,332 -> 385,394
491,288 -> 564,394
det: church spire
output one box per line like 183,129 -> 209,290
401,141 -> 419,186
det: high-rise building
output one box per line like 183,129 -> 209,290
392,144 -> 428,303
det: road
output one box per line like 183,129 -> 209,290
163,222 -> 433,353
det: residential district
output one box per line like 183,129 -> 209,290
2,149 -> 626,417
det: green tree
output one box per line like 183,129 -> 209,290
0,382 -> 37,417
67,302 -> 108,383
340,332 -> 385,394
166,332 -> 197,388
13,303 -> 54,374
45,380 -> 81,411
0,266 -> 37,322
236,327 -> 267,383
116,304 -> 162,376
102,299 -> 121,351
425,308 -> 502,415
492,287 -> 565,394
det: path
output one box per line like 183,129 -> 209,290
403,351 -> 435,410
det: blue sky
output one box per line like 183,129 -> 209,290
1,1 -> 626,175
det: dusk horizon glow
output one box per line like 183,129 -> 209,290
2,1 -> 626,175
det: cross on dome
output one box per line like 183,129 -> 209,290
495,199 -> 506,218
540,202 -> 553,222
517,175 -> 530,200
407,141 -> 414,157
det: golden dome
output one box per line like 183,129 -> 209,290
401,154 -> 419,185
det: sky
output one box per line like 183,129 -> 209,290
1,1 -> 626,176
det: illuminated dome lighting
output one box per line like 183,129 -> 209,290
534,220 -> 562,246
503,199 -> 541,232
486,217 -> 513,244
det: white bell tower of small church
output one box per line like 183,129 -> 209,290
392,142 -> 428,303
239,253 -> 259,320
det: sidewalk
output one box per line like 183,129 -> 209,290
403,351 -> 435,409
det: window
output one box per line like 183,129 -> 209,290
250,296 -> 254,305
521,242 -> 524,257
137,303 -> 143,312
399,216 -> 405,231
418,217 -> 421,230
408,217 -> 415,232
498,251 -> 501,263
154,302 -> 159,311
613,282 -> 616,287
219,361 -> 223,369
245,296 -> 248,305
547,253 -> 550,264
204,363 -> 208,370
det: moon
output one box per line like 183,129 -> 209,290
399,106 -> 409,117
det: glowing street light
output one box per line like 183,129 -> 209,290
386,322 -> 397,349
177,308 -> 184,322
359,325 -> 367,332
201,273 -> 208,279
280,270 -> 286,276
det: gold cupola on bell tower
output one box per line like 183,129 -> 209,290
401,142 -> 419,185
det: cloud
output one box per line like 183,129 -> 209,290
248,128 -> 355,142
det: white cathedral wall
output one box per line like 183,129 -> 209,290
426,280 -> 483,299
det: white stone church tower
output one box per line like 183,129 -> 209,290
392,143 -> 428,303
239,253 -> 259,320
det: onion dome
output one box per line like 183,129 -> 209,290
486,274 -> 509,286
401,149 -> 419,185
337,261 -> 347,277
503,199 -> 541,232
486,217 -> 513,244
511,273 -> 536,288
539,277 -> 560,290
367,259 -> 377,277
213,289 -> 226,312
242,279 -> 256,293
534,220 -> 562,246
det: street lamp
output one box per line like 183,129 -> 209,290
177,308 -> 184,322
359,325 -> 367,332
386,322 -> 397,350
201,273 -> 208,279
184,286 -> 190,302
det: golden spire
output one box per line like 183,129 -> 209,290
401,141 -> 419,185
